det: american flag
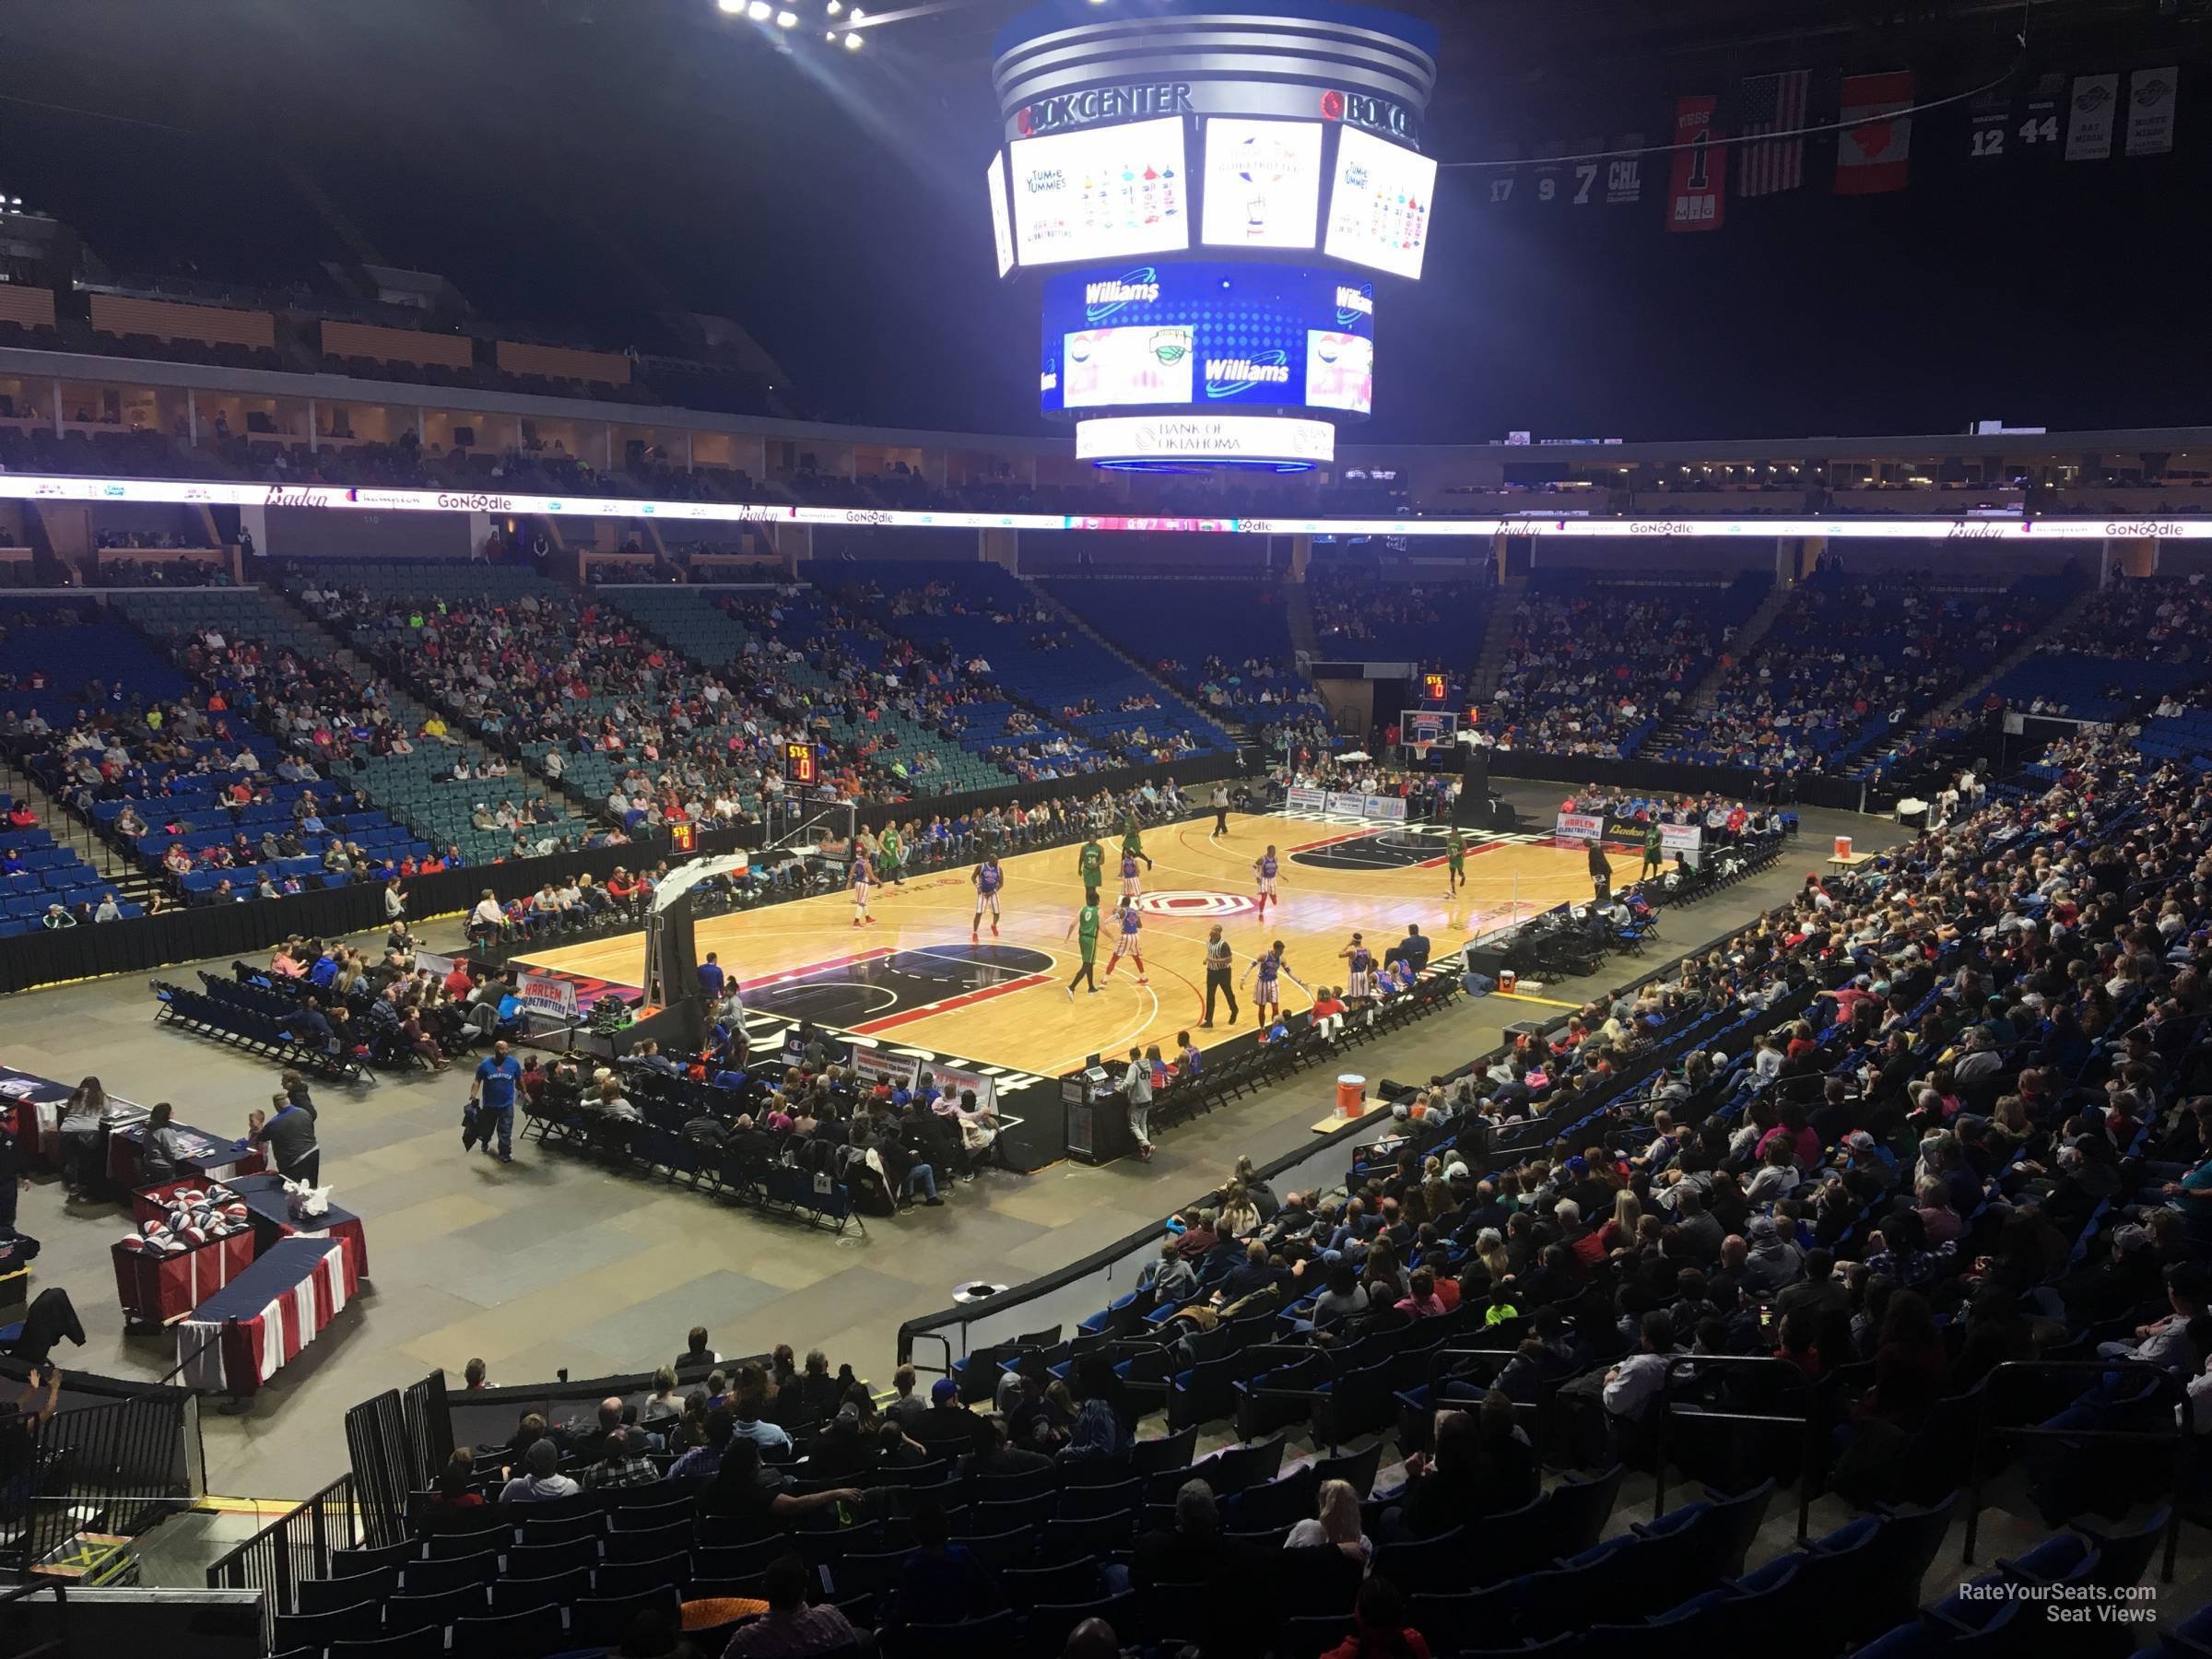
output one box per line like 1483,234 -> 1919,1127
1737,70 -> 1811,195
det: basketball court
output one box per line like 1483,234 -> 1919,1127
514,812 -> 1638,1082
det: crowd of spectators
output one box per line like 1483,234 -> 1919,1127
1658,577 -> 2055,773
1484,575 -> 1765,760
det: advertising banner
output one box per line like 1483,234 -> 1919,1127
918,1061 -> 1001,1116
1363,794 -> 1408,820
850,1046 -> 923,1095
1326,791 -> 1369,817
518,972 -> 579,1021
1658,823 -> 1704,853
1287,786 -> 1329,812
1554,811 -> 1606,841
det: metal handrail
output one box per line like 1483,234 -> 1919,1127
0,1574 -> 69,1659
1964,1358 -> 2190,1583
1648,1353 -> 1823,1543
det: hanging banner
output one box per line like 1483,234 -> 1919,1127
2065,73 -> 2121,161
2125,66 -> 2179,158
518,972 -> 579,1021
1665,96 -> 1725,232
1835,72 -> 1915,194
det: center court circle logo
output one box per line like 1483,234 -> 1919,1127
1135,890 -> 1260,918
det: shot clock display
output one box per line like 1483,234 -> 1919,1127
783,740 -> 818,784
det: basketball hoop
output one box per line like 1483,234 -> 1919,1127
1411,741 -> 1431,764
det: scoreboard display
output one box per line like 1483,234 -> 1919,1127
783,741 -> 817,784
1039,261 -> 1373,417
987,0 -> 1441,471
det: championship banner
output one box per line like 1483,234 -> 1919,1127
920,1061 -> 1000,1116
1555,811 -> 1605,842
1659,823 -> 1704,853
1325,791 -> 1369,817
2065,73 -> 2120,161
1287,786 -> 1328,812
2125,66 -> 2179,158
1665,96 -> 1725,232
1836,72 -> 1915,194
1363,794 -> 1408,820
850,1045 -> 923,1095
518,971 -> 580,1021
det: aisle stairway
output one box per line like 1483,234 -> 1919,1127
1643,574 -> 1796,753
1470,574 -> 1524,700
1285,579 -> 1319,661
0,750 -> 146,900
1848,579 -> 2104,780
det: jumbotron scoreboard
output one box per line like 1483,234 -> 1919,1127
983,0 -> 1441,471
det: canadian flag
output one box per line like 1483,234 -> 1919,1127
1835,71 -> 1915,194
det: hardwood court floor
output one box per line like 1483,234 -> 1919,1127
520,813 -> 1638,1078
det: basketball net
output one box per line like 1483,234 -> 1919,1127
1411,742 -> 1431,764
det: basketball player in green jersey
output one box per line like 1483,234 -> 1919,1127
1078,833 -> 1106,896
1443,826 -> 1467,899
1065,887 -> 1102,996
878,820 -> 906,888
1122,815 -> 1154,871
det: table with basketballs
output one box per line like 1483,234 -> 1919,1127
112,1180 -> 262,1328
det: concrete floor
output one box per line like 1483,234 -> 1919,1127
6,784 -> 1895,1505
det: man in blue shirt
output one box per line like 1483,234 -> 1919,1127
698,951 -> 726,1003
467,1039 -> 524,1162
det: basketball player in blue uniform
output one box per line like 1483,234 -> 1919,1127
850,850 -> 875,927
1252,845 -> 1282,917
1340,931 -> 1377,1002
1104,896 -> 1148,983
1241,938 -> 1304,1026
1119,848 -> 1143,901
971,854 -> 1004,942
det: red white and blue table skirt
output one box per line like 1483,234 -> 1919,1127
176,1238 -> 358,1395
113,1230 -> 256,1326
224,1172 -> 371,1280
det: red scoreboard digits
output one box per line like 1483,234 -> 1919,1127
784,740 -> 817,784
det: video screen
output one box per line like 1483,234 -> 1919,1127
1200,118 -> 1324,249
1009,116 -> 1190,267
1304,330 -> 1373,415
986,152 -> 1015,277
1040,261 -> 1374,416
1324,126 -> 1438,279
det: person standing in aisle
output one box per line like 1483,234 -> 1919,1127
1122,1045 -> 1156,1162
1201,924 -> 1240,1029
466,1038 -> 524,1163
1065,888 -> 1102,997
